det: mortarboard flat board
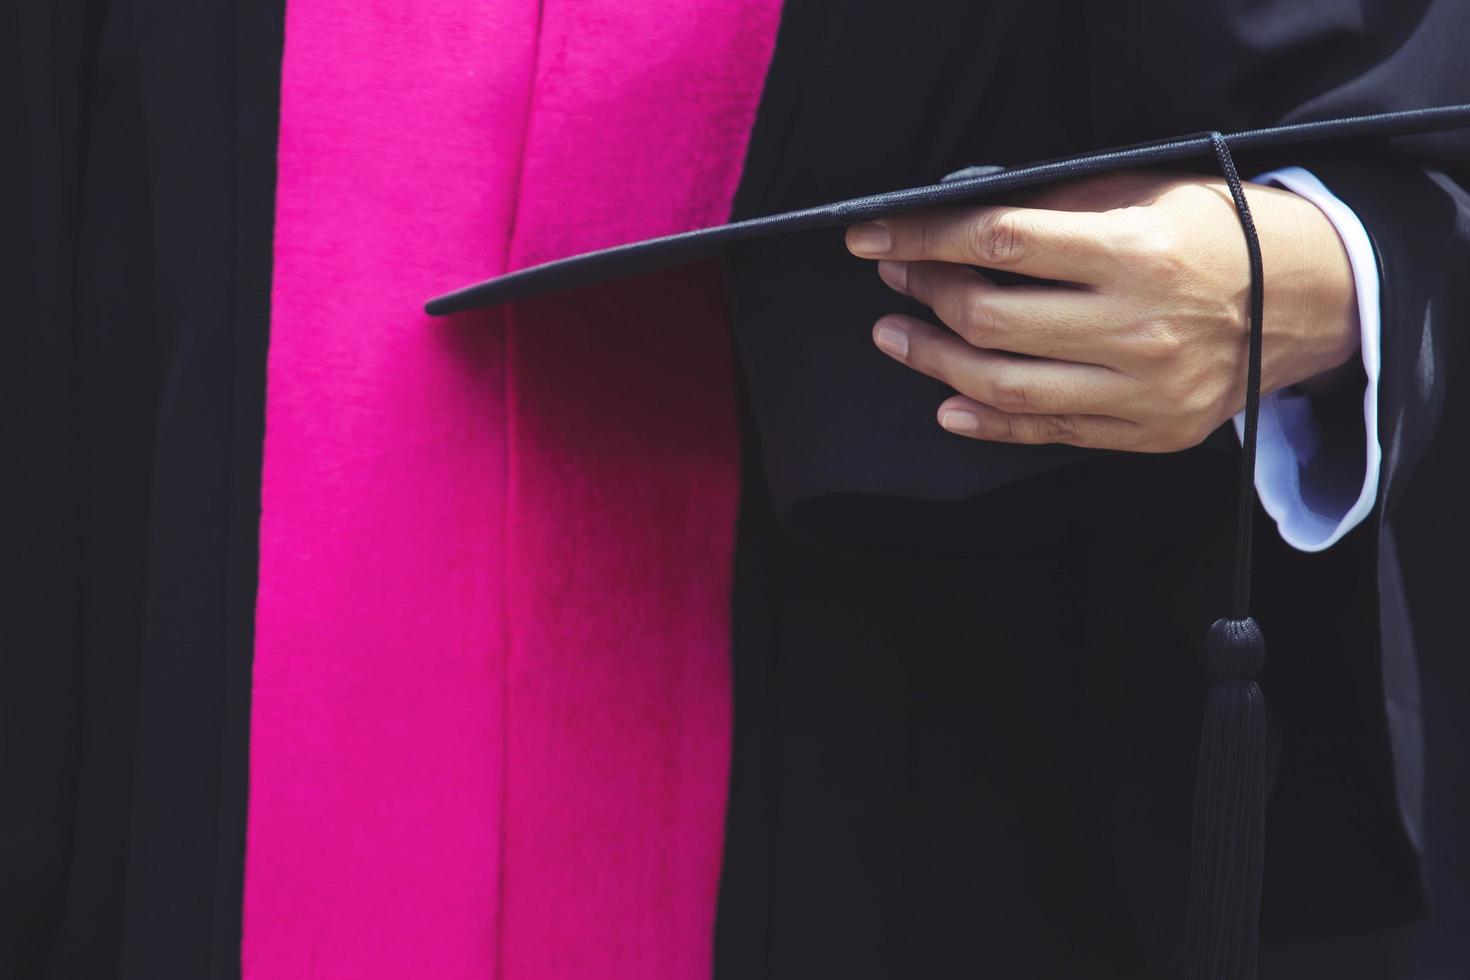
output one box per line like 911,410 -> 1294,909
424,104 -> 1470,980
426,103 -> 1470,316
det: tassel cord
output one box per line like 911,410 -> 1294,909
1182,135 -> 1270,980
1210,133 -> 1266,621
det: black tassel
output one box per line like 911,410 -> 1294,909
1183,134 -> 1270,980
1185,617 -> 1268,980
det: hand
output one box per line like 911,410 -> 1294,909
845,171 -> 1360,451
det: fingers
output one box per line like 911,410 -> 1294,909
934,395 -> 1141,450
872,314 -> 1138,418
848,204 -> 1140,285
879,260 -> 1116,364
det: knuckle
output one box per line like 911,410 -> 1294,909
1156,416 -> 1211,452
1161,379 -> 1203,417
1038,414 -> 1076,443
958,292 -> 1000,346
989,372 -> 1030,412
927,350 -> 964,390
971,210 -> 1026,266
1112,208 -> 1156,246
916,221 -> 936,262
1135,319 -> 1186,364
902,262 -> 930,302
1166,426 -> 1208,453
997,412 -> 1020,443
1179,381 -> 1222,420
1185,422 -> 1215,449
1175,357 -> 1232,415
1122,217 -> 1186,279
1143,240 -> 1188,283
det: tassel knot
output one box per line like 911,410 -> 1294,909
1206,617 -> 1265,682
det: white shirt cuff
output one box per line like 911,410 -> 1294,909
1232,166 -> 1382,553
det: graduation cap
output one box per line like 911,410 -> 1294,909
427,104 -> 1470,980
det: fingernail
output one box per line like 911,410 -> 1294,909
941,409 -> 979,433
877,259 -> 908,293
848,223 -> 892,256
874,319 -> 909,359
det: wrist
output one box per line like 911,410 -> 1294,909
1247,181 -> 1361,394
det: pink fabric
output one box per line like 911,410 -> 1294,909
244,2 -> 780,977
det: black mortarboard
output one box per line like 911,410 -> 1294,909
426,104 -> 1470,980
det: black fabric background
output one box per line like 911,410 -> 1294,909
3,0 -> 106,971
1,0 -> 282,976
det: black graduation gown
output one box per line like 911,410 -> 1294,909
712,0 -> 1470,977
4,0 -> 1469,977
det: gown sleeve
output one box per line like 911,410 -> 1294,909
1238,166 -> 1381,553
